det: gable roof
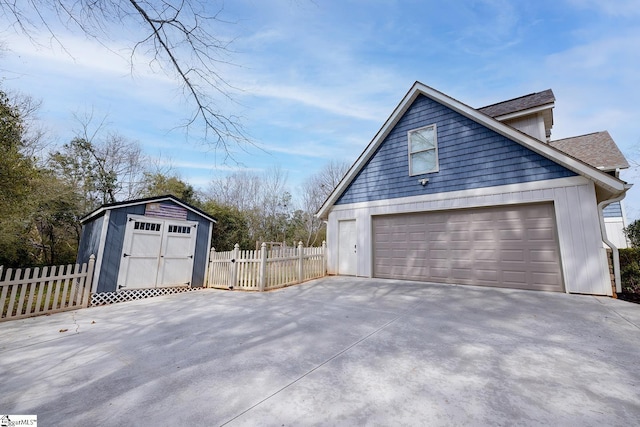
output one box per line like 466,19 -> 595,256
80,195 -> 217,224
550,131 -> 629,172
478,89 -> 555,118
317,82 -> 628,219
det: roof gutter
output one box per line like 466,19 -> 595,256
597,185 -> 631,294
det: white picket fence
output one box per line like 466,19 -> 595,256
207,241 -> 326,291
0,255 -> 95,322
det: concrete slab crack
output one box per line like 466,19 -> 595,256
594,297 -> 640,330
219,315 -> 401,426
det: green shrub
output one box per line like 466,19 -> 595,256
624,219 -> 640,248
619,248 -> 640,294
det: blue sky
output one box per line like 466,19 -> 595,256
2,0 -> 640,217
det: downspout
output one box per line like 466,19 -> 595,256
597,191 -> 629,295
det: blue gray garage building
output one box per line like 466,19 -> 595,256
77,195 -> 216,294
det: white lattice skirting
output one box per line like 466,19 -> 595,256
91,286 -> 201,306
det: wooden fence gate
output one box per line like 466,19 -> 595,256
207,242 -> 326,291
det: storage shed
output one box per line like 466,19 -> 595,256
77,195 -> 216,294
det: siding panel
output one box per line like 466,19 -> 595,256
337,95 -> 575,205
76,215 -> 104,265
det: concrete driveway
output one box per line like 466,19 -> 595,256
1,277 -> 639,426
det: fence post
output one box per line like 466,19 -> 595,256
83,254 -> 96,308
259,242 -> 267,292
230,244 -> 239,290
205,247 -> 215,288
322,240 -> 327,276
298,241 -> 304,283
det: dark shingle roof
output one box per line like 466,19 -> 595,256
479,89 -> 555,117
549,131 -> 629,171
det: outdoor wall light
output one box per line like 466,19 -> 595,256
419,178 -> 429,186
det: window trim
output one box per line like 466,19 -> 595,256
408,124 -> 439,176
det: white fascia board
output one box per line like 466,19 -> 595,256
328,175 -> 589,213
317,82 -> 626,219
492,103 -> 554,122
81,196 -> 217,224
317,83 -> 423,219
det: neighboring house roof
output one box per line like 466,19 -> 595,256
550,131 -> 630,172
317,82 -> 628,219
80,194 -> 217,224
478,89 -> 555,118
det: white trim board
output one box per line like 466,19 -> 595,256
92,210 -> 110,294
328,176 -> 589,213
81,195 -> 217,224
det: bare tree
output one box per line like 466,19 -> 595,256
49,112 -> 147,209
299,159 -> 350,245
207,170 -> 262,212
0,0 -> 248,155
206,165 -> 293,245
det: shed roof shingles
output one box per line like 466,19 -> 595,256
479,89 -> 555,118
549,131 -> 629,171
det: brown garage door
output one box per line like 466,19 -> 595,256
372,203 -> 564,292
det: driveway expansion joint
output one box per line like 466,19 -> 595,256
594,296 -> 640,330
219,315 -> 402,426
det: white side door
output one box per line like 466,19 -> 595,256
157,221 -> 198,287
338,220 -> 357,276
117,216 -> 164,290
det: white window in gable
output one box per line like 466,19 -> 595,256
408,124 -> 438,176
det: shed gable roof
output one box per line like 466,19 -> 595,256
317,82 -> 627,219
80,195 -> 217,224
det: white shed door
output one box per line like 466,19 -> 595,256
372,203 -> 564,292
117,216 -> 197,290
338,220 -> 357,276
157,222 -> 198,287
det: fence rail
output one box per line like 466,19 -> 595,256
207,242 -> 326,291
0,255 -> 95,322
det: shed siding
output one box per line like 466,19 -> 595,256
603,202 -> 622,218
96,205 -> 146,293
187,210 -> 211,287
76,214 -> 105,265
336,95 -> 576,205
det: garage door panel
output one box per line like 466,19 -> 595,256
502,270 -> 527,285
372,203 -> 564,292
530,249 -> 558,262
452,268 -> 473,280
430,268 -> 449,279
476,269 -> 499,281
430,249 -> 448,259
527,228 -> 556,241
476,250 -> 497,261
499,229 -> 525,241
474,230 -> 495,241
532,272 -> 562,286
501,249 -> 525,262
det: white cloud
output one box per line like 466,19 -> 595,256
246,83 -> 386,122
566,0 -> 640,16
